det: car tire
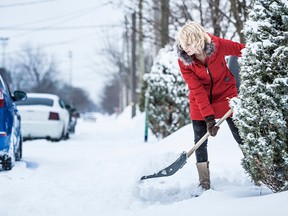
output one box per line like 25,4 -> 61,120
54,128 -> 65,142
61,127 -> 69,141
15,136 -> 22,161
64,131 -> 69,140
2,155 -> 12,170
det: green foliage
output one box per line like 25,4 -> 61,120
143,45 -> 190,139
233,0 -> 288,192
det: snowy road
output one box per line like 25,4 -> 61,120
0,112 -> 150,216
0,110 -> 287,216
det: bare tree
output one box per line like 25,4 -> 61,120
100,36 -> 131,113
11,45 -> 59,92
8,45 -> 97,112
209,0 -> 222,36
100,76 -> 121,115
161,0 -> 170,47
60,84 -> 97,112
169,0 -> 251,41
229,0 -> 250,43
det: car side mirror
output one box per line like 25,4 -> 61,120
13,90 -> 27,101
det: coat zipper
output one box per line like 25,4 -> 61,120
206,67 -> 213,104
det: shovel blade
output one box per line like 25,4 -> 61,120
140,152 -> 188,181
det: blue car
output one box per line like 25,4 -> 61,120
0,73 -> 27,170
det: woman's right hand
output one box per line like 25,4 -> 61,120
204,115 -> 220,136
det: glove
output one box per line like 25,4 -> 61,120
204,115 -> 220,137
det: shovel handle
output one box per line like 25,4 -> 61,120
187,109 -> 233,158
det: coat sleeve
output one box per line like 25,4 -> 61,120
217,37 -> 245,57
178,60 -> 215,118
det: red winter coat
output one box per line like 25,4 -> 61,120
177,34 -> 245,120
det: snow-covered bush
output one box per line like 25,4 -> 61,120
233,0 -> 288,192
143,45 -> 190,138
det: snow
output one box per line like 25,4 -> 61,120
0,106 -> 287,216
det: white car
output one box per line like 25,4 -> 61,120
16,93 -> 70,141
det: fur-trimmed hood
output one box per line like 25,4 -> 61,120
176,41 -> 215,66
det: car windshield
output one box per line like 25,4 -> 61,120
16,97 -> 54,106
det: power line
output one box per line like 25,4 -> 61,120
4,29 -> 123,57
1,2 -> 115,39
1,3 -> 110,28
0,0 -> 58,8
0,24 -> 121,31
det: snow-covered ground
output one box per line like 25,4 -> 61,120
0,107 -> 287,216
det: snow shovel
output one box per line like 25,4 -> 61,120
140,108 -> 233,181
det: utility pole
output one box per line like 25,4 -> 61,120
138,0 -> 145,85
131,12 -> 137,118
144,87 -> 150,142
160,0 -> 170,47
0,37 -> 9,69
68,51 -> 73,105
124,15 -> 131,107
153,0 -> 161,56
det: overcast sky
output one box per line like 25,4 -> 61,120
0,0 -> 125,104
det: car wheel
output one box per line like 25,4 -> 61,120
61,127 -> 69,141
54,128 -> 65,142
15,136 -> 23,161
64,131 -> 69,140
20,138 -> 23,159
1,155 -> 12,170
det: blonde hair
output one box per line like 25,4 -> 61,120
177,21 -> 211,51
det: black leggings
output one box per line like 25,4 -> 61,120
192,117 -> 242,163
